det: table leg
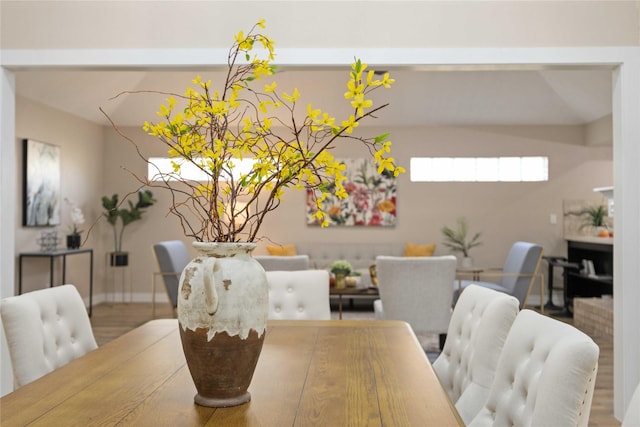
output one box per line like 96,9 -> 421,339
89,250 -> 93,317
49,257 -> 55,287
338,294 -> 343,320
18,255 -> 23,294
152,273 -> 157,319
544,261 -> 560,310
62,254 -> 67,284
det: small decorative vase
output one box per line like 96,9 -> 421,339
335,273 -> 346,289
461,257 -> 473,268
345,276 -> 359,288
66,234 -> 81,249
178,242 -> 268,408
109,252 -> 129,267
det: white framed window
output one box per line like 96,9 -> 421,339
147,157 -> 256,182
410,156 -> 548,182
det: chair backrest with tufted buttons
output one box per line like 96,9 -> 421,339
468,309 -> 600,427
622,381 -> 640,427
267,270 -> 331,320
432,284 -> 519,425
0,284 -> 98,389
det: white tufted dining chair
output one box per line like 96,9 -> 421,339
432,284 -> 520,425
622,381 -> 640,427
468,309 -> 599,427
0,284 -> 98,389
267,270 -> 331,320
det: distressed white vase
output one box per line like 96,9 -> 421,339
177,242 -> 268,408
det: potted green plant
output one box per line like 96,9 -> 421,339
102,189 -> 156,266
441,217 -> 482,267
575,204 -> 609,236
581,204 -> 607,230
330,260 -> 353,289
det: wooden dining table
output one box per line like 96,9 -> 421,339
0,319 -> 463,426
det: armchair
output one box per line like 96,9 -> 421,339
152,240 -> 191,317
455,241 -> 544,311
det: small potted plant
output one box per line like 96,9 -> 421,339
580,205 -> 608,236
441,217 -> 482,267
330,260 -> 353,289
102,189 -> 156,266
64,198 -> 85,249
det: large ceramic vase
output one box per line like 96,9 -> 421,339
177,242 -> 268,408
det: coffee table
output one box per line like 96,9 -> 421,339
456,267 -> 484,281
330,286 -> 379,319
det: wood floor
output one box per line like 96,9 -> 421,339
90,302 -> 620,426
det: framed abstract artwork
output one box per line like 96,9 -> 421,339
306,158 -> 397,227
23,139 -> 61,227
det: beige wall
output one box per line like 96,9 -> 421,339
1,1 -> 639,49
11,101 -> 610,303
95,119 -> 612,303
15,96 -> 105,302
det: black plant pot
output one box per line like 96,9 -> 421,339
66,234 -> 81,249
110,252 -> 129,267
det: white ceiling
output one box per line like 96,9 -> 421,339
15,67 -> 613,128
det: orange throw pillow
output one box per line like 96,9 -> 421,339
404,242 -> 436,257
266,244 -> 297,256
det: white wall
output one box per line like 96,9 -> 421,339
0,67 -> 17,408
14,97 -> 105,297
1,1 -> 638,49
97,121 -> 612,301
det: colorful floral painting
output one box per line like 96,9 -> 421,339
306,158 -> 397,227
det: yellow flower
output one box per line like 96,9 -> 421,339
381,73 -> 395,88
341,115 -> 359,134
138,23 -> 401,243
393,166 -> 407,177
350,94 -> 373,117
282,88 -> 300,103
344,79 -> 363,100
307,104 -> 321,121
366,70 -> 376,86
